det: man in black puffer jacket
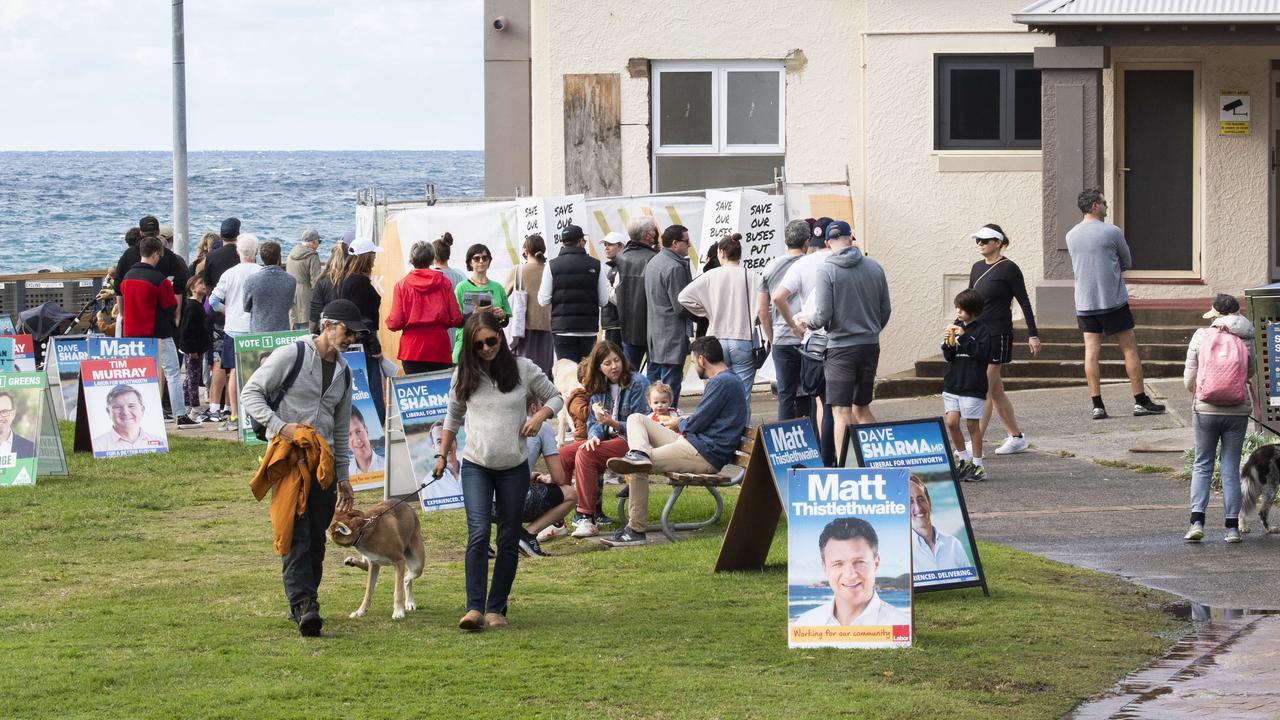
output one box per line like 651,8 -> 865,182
537,224 -> 608,363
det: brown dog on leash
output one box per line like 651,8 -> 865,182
327,501 -> 425,620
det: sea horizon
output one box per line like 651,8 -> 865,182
0,150 -> 485,274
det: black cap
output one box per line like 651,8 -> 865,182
809,217 -> 833,248
560,224 -> 585,243
220,217 -> 241,239
139,216 -> 160,234
320,299 -> 369,333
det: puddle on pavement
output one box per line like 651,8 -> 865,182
1160,601 -> 1280,623
1069,602 -> 1277,719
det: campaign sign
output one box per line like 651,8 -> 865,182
0,337 -> 13,372
787,467 -> 912,649
234,331 -> 308,444
843,418 -> 987,594
1268,322 -> 1280,406
715,419 -> 824,573
390,372 -> 465,512
0,316 -> 14,334
88,336 -> 159,366
342,345 -> 385,492
37,385 -> 68,477
0,372 -> 47,486
48,336 -> 89,421
80,357 -> 168,459
1,334 -> 36,371
760,419 -> 824,506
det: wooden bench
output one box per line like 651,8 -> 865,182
616,428 -> 756,543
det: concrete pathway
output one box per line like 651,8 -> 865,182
813,377 -> 1280,719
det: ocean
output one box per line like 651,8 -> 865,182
0,150 -> 485,275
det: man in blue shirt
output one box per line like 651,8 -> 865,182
605,336 -> 750,546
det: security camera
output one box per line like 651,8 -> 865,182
493,16 -> 508,31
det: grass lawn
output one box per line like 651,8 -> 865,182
0,425 -> 1184,719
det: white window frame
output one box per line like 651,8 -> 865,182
651,60 -> 786,157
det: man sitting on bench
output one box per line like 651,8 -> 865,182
605,336 -> 750,546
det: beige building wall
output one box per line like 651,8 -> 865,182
862,1 -> 1051,372
1099,46 -> 1272,302
530,0 -> 865,197
528,3 -> 1275,376
530,0 -> 1050,374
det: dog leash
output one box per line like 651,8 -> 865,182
350,480 -> 434,547
1250,415 -> 1280,438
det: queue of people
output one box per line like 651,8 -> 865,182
112,192 -> 1205,639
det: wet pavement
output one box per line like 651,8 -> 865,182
749,375 -> 1280,719
1070,612 -> 1280,719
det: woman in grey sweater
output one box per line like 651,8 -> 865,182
1182,294 -> 1254,544
435,309 -> 562,631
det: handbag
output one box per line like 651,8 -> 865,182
508,264 -> 528,340
746,269 -> 770,370
799,331 -> 829,362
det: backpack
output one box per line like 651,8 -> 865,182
1194,326 -> 1249,406
250,341 -> 349,442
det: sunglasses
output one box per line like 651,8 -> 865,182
975,237 -> 999,245
471,255 -> 492,263
472,336 -> 500,351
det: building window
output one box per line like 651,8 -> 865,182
935,55 -> 1040,150
651,60 -> 785,192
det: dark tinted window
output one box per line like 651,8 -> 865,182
936,55 -> 1040,149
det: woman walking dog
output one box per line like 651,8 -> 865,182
435,309 -> 562,630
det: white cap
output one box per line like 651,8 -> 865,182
348,235 -> 383,255
602,231 -> 626,246
971,226 -> 1004,242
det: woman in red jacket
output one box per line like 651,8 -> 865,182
387,240 -> 465,374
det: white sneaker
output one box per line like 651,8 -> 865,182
537,523 -> 568,542
994,435 -> 1030,455
602,470 -> 624,485
571,517 -> 597,538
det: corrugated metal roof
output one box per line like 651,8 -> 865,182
1014,0 -> 1280,24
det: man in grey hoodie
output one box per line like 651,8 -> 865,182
286,230 -> 323,330
242,298 -> 356,637
808,221 -> 890,457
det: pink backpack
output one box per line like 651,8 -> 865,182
1194,325 -> 1249,406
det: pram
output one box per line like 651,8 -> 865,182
18,299 -> 99,368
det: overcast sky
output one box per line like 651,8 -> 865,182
0,0 -> 482,151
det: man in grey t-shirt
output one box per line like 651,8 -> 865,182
757,219 -> 809,421
1066,188 -> 1165,420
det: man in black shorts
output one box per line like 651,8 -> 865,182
1066,189 -> 1165,419
809,221 -> 891,458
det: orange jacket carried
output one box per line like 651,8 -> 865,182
249,425 -> 336,556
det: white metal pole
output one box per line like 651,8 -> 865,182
171,0 -> 190,260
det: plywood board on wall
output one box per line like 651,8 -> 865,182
564,73 -> 622,198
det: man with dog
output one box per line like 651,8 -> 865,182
242,298 -> 360,637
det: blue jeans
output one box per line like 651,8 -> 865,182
158,337 -> 186,417
1191,413 -> 1247,522
646,359 -> 685,410
719,339 -> 756,403
623,343 -> 647,371
772,343 -> 802,420
461,459 -> 529,615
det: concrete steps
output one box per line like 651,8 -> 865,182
913,357 -> 1184,380
1032,342 -> 1188,361
874,300 -> 1211,401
